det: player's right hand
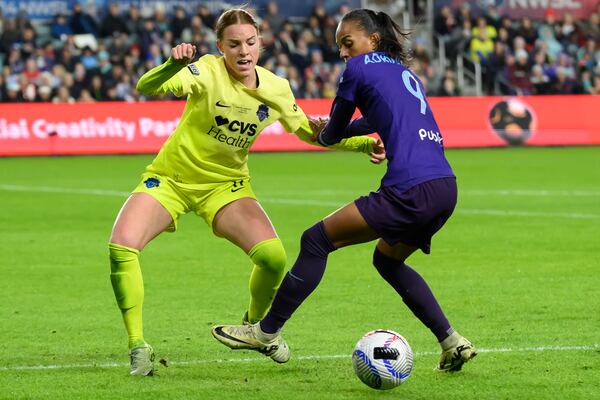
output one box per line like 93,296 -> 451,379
171,43 -> 196,64
308,117 -> 328,142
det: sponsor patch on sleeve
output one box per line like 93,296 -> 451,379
187,64 -> 200,76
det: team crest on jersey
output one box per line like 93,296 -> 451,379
256,104 -> 269,122
187,64 -> 199,75
144,177 -> 160,188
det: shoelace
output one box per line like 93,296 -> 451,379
227,325 -> 259,340
226,325 -> 281,355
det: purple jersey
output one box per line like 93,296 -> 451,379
337,52 -> 454,191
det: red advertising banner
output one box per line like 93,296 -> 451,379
0,96 -> 598,156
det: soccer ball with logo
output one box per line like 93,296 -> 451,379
352,329 -> 413,390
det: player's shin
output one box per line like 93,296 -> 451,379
260,221 -> 336,334
372,247 -> 453,342
109,243 -> 146,349
247,238 -> 287,323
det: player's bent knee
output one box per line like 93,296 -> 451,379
109,230 -> 143,251
300,221 -> 336,258
248,238 -> 287,273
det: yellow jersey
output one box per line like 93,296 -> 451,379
137,54 -> 375,183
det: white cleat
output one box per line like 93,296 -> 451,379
212,323 -> 290,363
129,343 -> 155,376
436,333 -> 477,372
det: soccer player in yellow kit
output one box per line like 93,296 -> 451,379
108,8 -> 384,376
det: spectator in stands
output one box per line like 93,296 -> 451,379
538,25 -> 563,63
472,16 -> 497,41
589,73 -> 600,94
3,81 -> 23,102
37,85 -> 53,102
578,12 -> 600,41
100,3 -> 128,38
89,74 -> 105,101
456,2 -> 473,27
517,17 -> 537,50
197,4 -> 216,30
576,38 -> 600,71
557,12 -> 579,45
51,14 -> 72,40
23,58 -> 40,84
153,3 -> 170,34
551,66 -> 576,94
170,6 -> 189,41
484,41 -> 509,94
79,46 -> 99,70
469,28 -> 494,63
274,21 -> 296,54
0,19 -> 19,53
483,3 -> 501,30
287,65 -> 302,97
321,29 -> 339,63
125,5 -> 144,37
499,17 -> 517,46
434,6 -> 454,36
70,3 -> 98,36
78,88 -> 95,102
494,27 -> 510,52
507,50 -> 533,95
22,82 -> 37,102
18,27 -> 37,59
437,71 -> 461,96
530,64 -> 551,94
139,19 -> 161,61
263,1 -> 285,35
538,8 -> 558,38
53,85 -> 75,103
413,36 -> 430,65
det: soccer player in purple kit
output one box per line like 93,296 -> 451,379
212,9 -> 477,372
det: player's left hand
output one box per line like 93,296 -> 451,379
308,117 -> 328,142
369,139 -> 386,164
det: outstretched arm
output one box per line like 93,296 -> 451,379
315,96 -> 374,145
294,116 -> 385,163
136,43 -> 196,96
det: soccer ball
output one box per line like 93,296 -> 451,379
352,329 -> 413,390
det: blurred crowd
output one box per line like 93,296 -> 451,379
0,2 -> 357,103
434,3 -> 600,96
1,2 -> 600,103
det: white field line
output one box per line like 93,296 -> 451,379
0,344 -> 598,372
1,184 -> 599,220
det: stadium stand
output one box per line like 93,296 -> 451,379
0,0 -> 599,103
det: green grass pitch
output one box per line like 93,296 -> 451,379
0,147 -> 599,399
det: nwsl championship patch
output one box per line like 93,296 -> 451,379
256,104 -> 269,122
187,64 -> 200,75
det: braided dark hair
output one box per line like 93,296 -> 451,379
341,9 -> 410,65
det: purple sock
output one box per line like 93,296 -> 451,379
372,247 -> 452,342
260,221 -> 336,334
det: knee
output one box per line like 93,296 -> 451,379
249,238 -> 287,273
300,221 -> 336,258
372,247 -> 402,274
109,228 -> 142,251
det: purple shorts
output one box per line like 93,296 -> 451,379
354,177 -> 457,254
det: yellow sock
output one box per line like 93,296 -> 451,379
247,238 -> 287,323
109,243 -> 145,349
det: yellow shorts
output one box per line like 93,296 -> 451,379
132,172 -> 256,232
